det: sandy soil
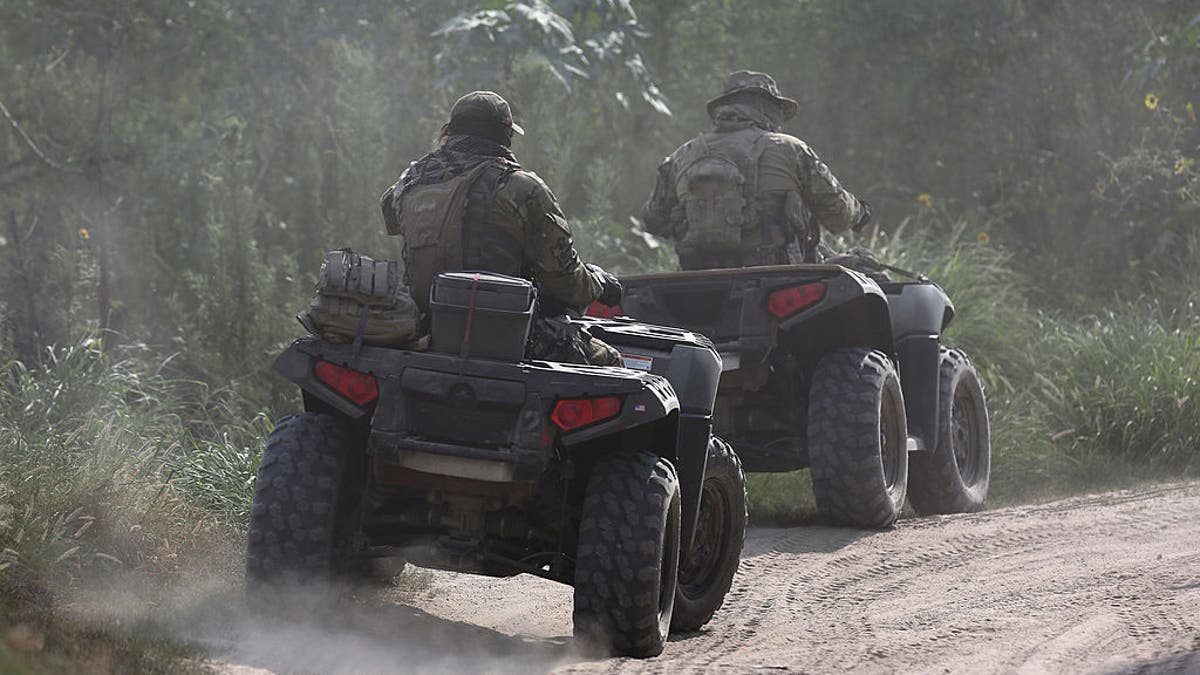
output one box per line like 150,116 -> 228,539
214,482 -> 1200,674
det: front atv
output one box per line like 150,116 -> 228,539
604,264 -> 991,529
245,271 -> 746,657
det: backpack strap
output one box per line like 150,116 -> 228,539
462,162 -> 523,272
743,132 -> 769,214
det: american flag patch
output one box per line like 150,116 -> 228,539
633,404 -> 646,412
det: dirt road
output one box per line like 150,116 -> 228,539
215,483 -> 1200,674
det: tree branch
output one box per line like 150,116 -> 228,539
0,98 -> 74,172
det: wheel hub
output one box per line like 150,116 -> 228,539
951,389 -> 978,484
678,481 -> 729,594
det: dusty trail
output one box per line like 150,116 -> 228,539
217,483 -> 1200,673
411,483 -> 1200,674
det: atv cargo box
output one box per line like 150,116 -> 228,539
429,271 -> 534,360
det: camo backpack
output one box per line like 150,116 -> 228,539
671,132 -> 770,257
300,249 -> 422,348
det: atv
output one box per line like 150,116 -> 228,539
245,271 -> 747,658
590,263 -> 990,529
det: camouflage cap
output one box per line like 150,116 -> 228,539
448,90 -> 525,136
706,70 -> 798,120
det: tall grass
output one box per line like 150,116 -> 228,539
1033,302 -> 1200,469
0,339 -> 264,605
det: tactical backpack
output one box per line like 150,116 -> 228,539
300,249 -> 422,349
392,161 -> 509,312
671,132 -> 770,261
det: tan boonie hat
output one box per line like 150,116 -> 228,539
449,90 -> 525,135
706,70 -> 798,120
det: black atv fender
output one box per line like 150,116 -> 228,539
883,282 -> 956,451
274,343 -> 372,419
560,341 -> 722,555
777,269 -> 894,355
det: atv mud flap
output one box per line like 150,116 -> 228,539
675,412 -> 711,554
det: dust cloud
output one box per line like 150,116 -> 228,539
59,557 -> 583,674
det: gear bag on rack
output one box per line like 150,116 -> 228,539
300,249 -> 422,347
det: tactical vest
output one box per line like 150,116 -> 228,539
670,132 -> 770,266
397,160 -> 519,313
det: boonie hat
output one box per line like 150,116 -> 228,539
449,91 -> 525,135
706,70 -> 798,120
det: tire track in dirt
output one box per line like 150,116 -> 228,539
215,482 -> 1200,674
402,482 -> 1200,674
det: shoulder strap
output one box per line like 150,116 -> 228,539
670,134 -> 716,187
743,132 -> 770,207
462,162 -> 523,272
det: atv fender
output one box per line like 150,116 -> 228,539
274,342 -> 371,419
777,271 -> 894,356
884,282 -> 956,450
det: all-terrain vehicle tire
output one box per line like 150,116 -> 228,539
672,436 -> 747,633
808,348 -> 909,529
908,347 -> 991,515
573,451 -> 681,658
244,412 -> 353,616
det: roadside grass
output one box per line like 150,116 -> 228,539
0,339 -> 259,669
746,471 -> 819,526
0,337 -> 443,671
0,612 -> 210,675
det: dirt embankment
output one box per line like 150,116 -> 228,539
216,483 -> 1200,674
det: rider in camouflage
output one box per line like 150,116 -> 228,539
381,91 -> 621,365
642,70 -> 872,270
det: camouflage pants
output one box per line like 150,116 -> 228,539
529,316 -> 622,366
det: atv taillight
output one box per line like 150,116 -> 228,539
314,361 -> 379,406
767,282 -> 826,319
586,301 -> 624,319
551,396 -> 622,432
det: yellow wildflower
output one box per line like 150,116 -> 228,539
78,227 -> 90,240
977,231 -> 990,244
1188,102 -> 1197,124
1144,93 -> 1158,110
917,193 -> 934,209
1176,157 -> 1191,174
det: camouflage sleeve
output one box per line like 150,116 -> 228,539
794,141 -> 868,235
380,168 -> 407,236
640,156 -> 677,238
517,173 -> 604,310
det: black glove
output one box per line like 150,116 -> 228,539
853,198 -> 872,232
587,263 -> 623,307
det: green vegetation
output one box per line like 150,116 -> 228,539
0,0 -> 1198,666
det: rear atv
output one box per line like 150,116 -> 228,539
245,271 -> 746,657
600,264 -> 991,529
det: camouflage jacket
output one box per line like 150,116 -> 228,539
382,136 -> 603,313
642,105 -> 869,268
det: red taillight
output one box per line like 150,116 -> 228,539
767,282 -> 826,319
314,361 -> 379,406
551,396 -> 622,432
586,301 -> 624,319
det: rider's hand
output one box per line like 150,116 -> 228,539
587,263 -> 623,307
